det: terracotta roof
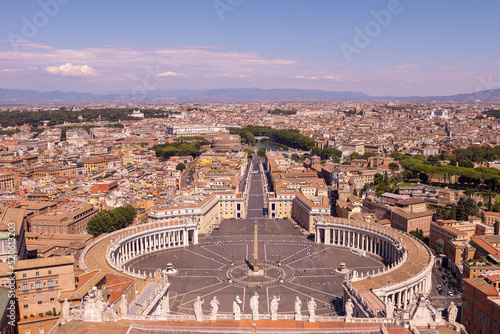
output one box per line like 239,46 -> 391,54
60,269 -> 106,301
391,208 -> 434,220
15,255 -> 74,271
0,207 -> 26,234
350,226 -> 431,291
470,237 -> 500,257
465,277 -> 500,296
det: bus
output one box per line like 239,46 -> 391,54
350,248 -> 366,257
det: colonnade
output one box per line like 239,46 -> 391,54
315,218 -> 433,315
315,226 -> 400,263
381,277 -> 431,310
109,226 -> 198,268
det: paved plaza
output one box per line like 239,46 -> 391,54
127,218 -> 385,318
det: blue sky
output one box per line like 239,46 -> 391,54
1,0 -> 499,96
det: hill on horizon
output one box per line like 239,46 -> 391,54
1,87 -> 500,105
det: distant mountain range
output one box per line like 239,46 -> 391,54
1,87 -> 500,105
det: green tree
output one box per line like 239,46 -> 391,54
459,159 -> 474,168
410,229 -> 424,241
363,152 -> 376,159
388,162 -> 399,173
390,151 -> 405,161
456,196 -> 478,221
426,155 -> 440,167
257,147 -> 267,157
320,147 -> 335,160
86,206 -> 137,237
435,238 -> 445,254
350,152 -> 362,160
176,163 -> 186,171
373,173 -> 383,185
403,170 -> 413,180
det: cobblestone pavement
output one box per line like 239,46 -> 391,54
128,218 -> 385,317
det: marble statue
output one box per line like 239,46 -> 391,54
250,291 -> 259,321
385,298 -> 394,319
62,298 -> 70,321
270,295 -> 280,320
294,296 -> 302,321
83,287 -> 104,322
160,293 -> 170,316
345,298 -> 354,319
106,304 -> 119,322
119,296 -> 128,316
307,297 -> 317,322
233,295 -> 243,320
194,296 -> 204,321
210,296 -> 220,320
447,302 -> 458,323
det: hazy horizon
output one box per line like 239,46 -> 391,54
1,1 -> 500,97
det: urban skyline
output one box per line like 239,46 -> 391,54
1,0 -> 500,97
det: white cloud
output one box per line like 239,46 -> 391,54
158,71 -> 186,77
215,73 -> 248,78
46,63 -> 99,77
324,75 -> 342,81
295,75 -> 305,79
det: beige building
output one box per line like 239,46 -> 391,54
15,256 -> 75,333
0,207 -> 28,262
149,191 -> 245,234
29,203 -> 98,235
290,193 -> 330,232
484,211 -> 500,230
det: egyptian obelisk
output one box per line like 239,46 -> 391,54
253,221 -> 259,273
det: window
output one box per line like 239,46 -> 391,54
39,328 -> 44,334
486,315 -> 490,325
25,331 -> 30,334
48,278 -> 54,288
48,270 -> 52,275
36,272 -> 39,277
474,308 -> 478,316
50,298 -> 54,302
23,273 -> 26,278
494,321 -> 498,330
24,305 -> 28,308
38,301 -> 42,305
22,282 -> 28,291
35,280 -> 41,290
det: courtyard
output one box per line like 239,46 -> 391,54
127,217 -> 385,317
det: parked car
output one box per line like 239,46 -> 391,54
448,291 -> 454,297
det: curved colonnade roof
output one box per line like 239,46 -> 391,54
334,219 -> 432,292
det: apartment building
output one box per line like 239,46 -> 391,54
0,207 -> 28,262
29,203 -> 98,235
15,256 -> 75,334
463,274 -> 500,334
